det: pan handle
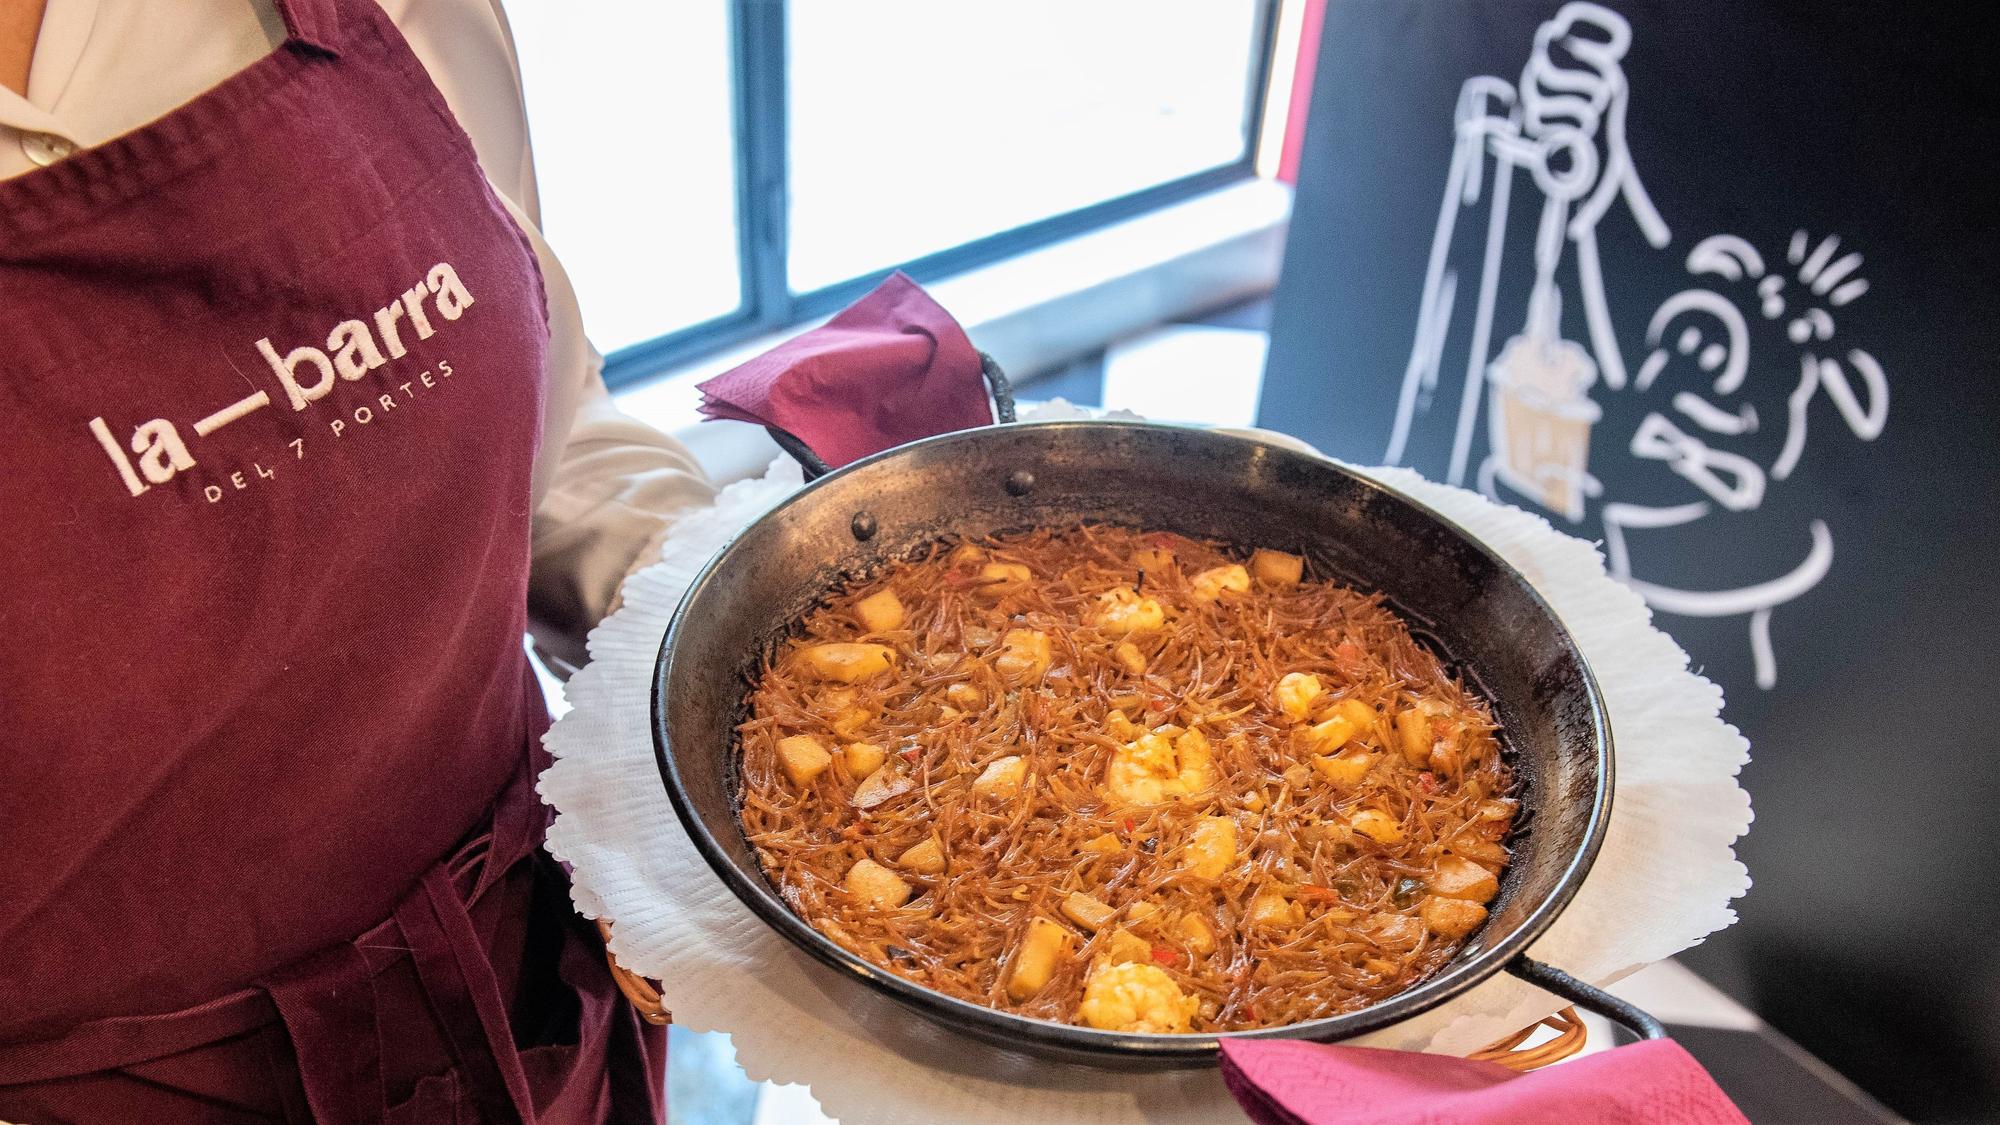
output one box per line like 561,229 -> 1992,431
766,351 -> 1018,482
1505,955 -> 1666,1042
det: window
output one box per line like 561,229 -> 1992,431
510,3 -> 742,354
512,1 -> 1279,387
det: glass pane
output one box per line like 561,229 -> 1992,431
787,1 -> 1262,293
510,1 -> 741,353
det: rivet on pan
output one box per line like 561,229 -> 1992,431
1004,469 -> 1035,497
850,511 -> 878,541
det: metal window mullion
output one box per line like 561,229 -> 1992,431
1240,0 -> 1282,167
731,0 -> 792,332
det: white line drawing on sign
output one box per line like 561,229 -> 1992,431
1384,3 -> 1889,689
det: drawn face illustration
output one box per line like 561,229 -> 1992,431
1636,290 -> 1750,399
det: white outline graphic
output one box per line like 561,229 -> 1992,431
1384,3 -> 1890,689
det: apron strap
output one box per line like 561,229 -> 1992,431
270,0 -> 344,57
0,987 -> 272,1086
261,865 -> 540,1125
262,941 -> 385,1125
396,867 -> 540,1125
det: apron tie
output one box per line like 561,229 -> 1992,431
262,941 -> 384,1125
398,868 -> 540,1124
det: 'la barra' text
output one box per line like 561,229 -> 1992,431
87,261 -> 474,499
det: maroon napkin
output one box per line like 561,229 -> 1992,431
1220,1038 -> 1748,1125
696,272 -> 994,469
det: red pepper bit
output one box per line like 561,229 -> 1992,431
1147,697 -> 1169,712
1418,771 -> 1437,794
1334,640 -> 1366,672
1122,817 -> 1136,833
1244,1004 -> 1259,1021
1151,946 -> 1180,966
900,747 -> 920,762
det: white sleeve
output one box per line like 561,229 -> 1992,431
381,0 -> 719,662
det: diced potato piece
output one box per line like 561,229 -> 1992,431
1431,855 -> 1499,904
802,643 -> 895,683
944,682 -> 984,709
1420,896 -> 1490,940
1311,748 -> 1374,787
831,710 -> 873,739
1105,709 -> 1141,741
976,561 -> 1032,595
816,687 -> 877,740
1078,962 -> 1198,1033
1362,913 -> 1423,948
897,835 -> 946,875
1429,737 -> 1463,774
1189,564 -> 1251,604
1301,699 -> 1377,754
1272,672 -> 1323,724
1125,901 -> 1161,924
854,589 -> 905,633
995,629 -> 1052,681
776,735 -> 833,788
1246,890 -> 1303,928
1250,549 -> 1304,586
1131,547 -> 1175,574
948,543 -> 985,568
1241,790 -> 1267,813
1335,698 -> 1376,727
1180,816 -> 1237,881
1450,831 -> 1512,866
1112,642 -> 1147,675
1062,891 -> 1118,932
844,858 -> 912,909
1348,808 -> 1405,845
842,742 -> 886,777
1005,918 -> 1072,1001
1079,832 -> 1122,856
1101,928 -> 1154,966
1395,709 -> 1434,766
1094,586 -> 1167,636
1177,913 -> 1216,955
972,755 -> 1029,798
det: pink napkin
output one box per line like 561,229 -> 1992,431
696,272 -> 994,469
1220,1038 -> 1748,1125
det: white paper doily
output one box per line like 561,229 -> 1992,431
540,417 -> 1751,1125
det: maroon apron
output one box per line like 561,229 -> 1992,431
0,0 -> 662,1120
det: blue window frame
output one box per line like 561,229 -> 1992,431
582,0 -> 1281,389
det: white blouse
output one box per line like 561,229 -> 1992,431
0,0 -> 719,663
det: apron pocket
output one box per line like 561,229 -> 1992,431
384,1068 -> 471,1125
519,1041 -> 585,1115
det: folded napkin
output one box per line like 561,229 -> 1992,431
696,272 -> 994,469
1220,1038 -> 1748,1125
